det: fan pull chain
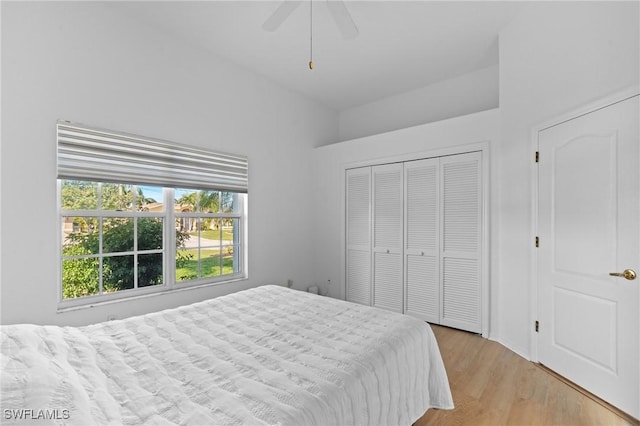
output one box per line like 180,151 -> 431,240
309,0 -> 314,70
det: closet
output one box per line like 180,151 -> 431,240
345,151 -> 482,333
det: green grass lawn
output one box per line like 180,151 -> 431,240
176,248 -> 234,281
189,229 -> 234,241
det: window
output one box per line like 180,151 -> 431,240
57,122 -> 248,307
60,182 -> 166,299
174,189 -> 241,282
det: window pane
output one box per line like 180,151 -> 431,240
102,183 -> 133,211
138,253 -> 163,287
61,180 -> 98,210
103,218 -> 133,253
175,216 -> 195,235
221,218 -> 237,247
198,190 -> 220,213
223,249 -> 238,275
176,248 -> 197,282
175,218 -> 193,248
174,215 -> 240,282
138,218 -> 163,250
103,255 -> 134,292
200,220 -> 221,247
221,219 -> 237,273
175,188 -> 197,213
221,192 -> 236,213
62,216 -> 100,254
137,185 -> 164,212
62,256 -> 99,299
201,248 -> 221,278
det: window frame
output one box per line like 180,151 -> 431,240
57,182 -> 247,310
173,189 -> 245,285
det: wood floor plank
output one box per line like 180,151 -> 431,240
415,325 -> 638,426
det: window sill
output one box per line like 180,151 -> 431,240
56,275 -> 248,313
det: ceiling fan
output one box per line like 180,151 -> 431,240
262,0 -> 359,69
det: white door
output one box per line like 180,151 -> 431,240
404,158 -> 440,323
538,95 -> 639,418
372,163 -> 403,313
440,152 -> 482,333
345,167 -> 371,305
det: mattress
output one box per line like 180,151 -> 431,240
1,285 -> 453,425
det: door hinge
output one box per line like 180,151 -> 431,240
535,151 -> 539,163
535,320 -> 540,332
535,236 -> 539,248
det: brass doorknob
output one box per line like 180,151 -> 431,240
609,269 -> 637,280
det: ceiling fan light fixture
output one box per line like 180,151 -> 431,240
263,0 -> 359,70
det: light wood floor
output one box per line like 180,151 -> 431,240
416,325 -> 639,426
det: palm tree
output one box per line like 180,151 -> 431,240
198,190 -> 220,213
176,191 -> 197,232
136,187 -> 157,211
176,190 -> 234,231
198,191 -> 220,230
102,182 -> 133,210
176,191 -> 197,210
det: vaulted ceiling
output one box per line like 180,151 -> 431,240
118,1 -> 525,111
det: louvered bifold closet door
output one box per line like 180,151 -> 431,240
372,163 -> 404,313
404,158 -> 440,322
346,167 -> 372,305
440,152 -> 482,333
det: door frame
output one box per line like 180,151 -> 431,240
340,141 -> 491,337
530,85 -> 640,363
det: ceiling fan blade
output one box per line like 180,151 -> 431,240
262,1 -> 303,32
326,0 -> 358,40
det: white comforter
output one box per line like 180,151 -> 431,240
1,285 -> 453,425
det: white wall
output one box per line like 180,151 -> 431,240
0,2 -> 338,326
314,1 -> 639,359
3,1 -> 635,349
312,109 -> 501,336
338,65 -> 499,142
497,1 -> 639,357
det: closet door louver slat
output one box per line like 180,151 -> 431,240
347,172 -> 371,247
374,252 -> 403,312
406,255 -> 439,322
347,250 -> 371,305
443,258 -> 480,324
404,159 -> 440,322
373,165 -> 403,249
372,164 -> 403,313
346,168 -> 372,305
440,152 -> 482,333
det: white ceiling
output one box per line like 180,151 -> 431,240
118,1 -> 525,111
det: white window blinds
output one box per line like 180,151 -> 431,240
57,122 -> 248,193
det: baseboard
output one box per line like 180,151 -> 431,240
490,335 -> 531,361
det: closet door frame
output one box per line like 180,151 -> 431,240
340,142 -> 490,338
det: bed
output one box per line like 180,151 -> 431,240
1,285 -> 453,425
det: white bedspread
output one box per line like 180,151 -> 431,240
1,285 -> 453,425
